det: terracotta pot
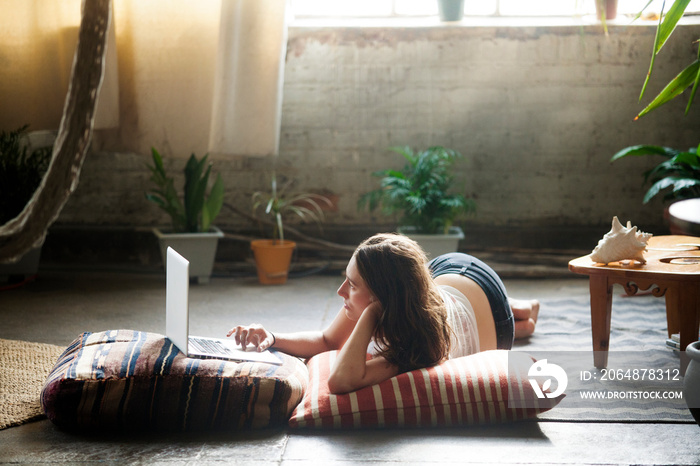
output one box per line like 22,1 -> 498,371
595,0 -> 617,21
251,239 -> 296,285
684,341 -> 700,426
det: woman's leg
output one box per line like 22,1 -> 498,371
510,298 -> 539,339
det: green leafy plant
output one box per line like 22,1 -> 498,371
358,146 -> 476,235
611,143 -> 700,203
0,125 -> 52,225
635,0 -> 699,118
252,171 -> 331,243
145,148 -> 224,233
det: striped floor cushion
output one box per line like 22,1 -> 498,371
41,330 -> 308,432
288,350 -> 564,429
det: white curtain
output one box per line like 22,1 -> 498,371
0,0 -> 288,157
209,0 -> 289,157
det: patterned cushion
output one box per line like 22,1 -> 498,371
288,350 -> 563,429
41,330 -> 308,431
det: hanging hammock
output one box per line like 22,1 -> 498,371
0,0 -> 111,263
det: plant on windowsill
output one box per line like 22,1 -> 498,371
250,171 -> 331,285
146,147 -> 224,284
358,145 -> 476,258
595,0 -> 618,35
0,125 -> 53,281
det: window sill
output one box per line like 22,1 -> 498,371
290,15 -> 700,29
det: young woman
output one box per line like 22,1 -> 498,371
228,233 -> 538,394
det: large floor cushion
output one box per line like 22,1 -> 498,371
289,350 -> 564,429
41,330 -> 308,431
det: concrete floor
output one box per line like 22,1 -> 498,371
1,268 -> 699,465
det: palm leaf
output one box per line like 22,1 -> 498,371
388,146 -> 417,165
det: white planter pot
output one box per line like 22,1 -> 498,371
437,0 -> 465,21
153,226 -> 224,284
397,226 -> 465,259
684,340 -> 700,426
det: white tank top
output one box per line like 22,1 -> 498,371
438,284 -> 480,358
366,285 -> 480,358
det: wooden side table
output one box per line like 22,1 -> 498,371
569,235 -> 700,374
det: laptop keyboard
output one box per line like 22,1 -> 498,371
189,337 -> 232,355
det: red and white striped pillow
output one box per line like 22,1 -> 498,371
288,350 -> 563,429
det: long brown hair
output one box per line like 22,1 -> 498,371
353,233 -> 451,373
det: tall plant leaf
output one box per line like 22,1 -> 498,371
685,44 -> 700,114
655,0 -> 691,54
636,59 -> 700,119
638,0 -> 697,117
639,1 -> 667,103
202,173 -> 224,232
146,149 -> 224,233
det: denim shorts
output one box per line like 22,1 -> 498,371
428,252 -> 514,350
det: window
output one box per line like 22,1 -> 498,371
290,0 -> 700,19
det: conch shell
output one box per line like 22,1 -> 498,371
590,217 -> 653,265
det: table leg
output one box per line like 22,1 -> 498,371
664,285 -> 680,338
677,282 -> 700,375
589,275 -> 613,369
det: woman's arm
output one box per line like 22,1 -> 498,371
327,302 -> 400,394
227,305 -> 358,359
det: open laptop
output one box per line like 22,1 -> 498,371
165,247 -> 282,365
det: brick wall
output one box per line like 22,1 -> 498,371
58,22 -> 700,247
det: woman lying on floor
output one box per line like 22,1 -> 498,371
228,233 -> 539,394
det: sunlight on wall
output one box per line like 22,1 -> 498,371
0,0 -> 81,130
110,0 -> 221,155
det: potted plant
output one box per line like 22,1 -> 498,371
595,0 -> 617,35
0,125 -> 53,281
610,144 -> 700,204
358,146 -> 476,258
250,171 -> 330,285
437,0 -> 464,22
146,148 -> 224,284
595,0 -> 617,20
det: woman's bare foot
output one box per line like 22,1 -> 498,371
509,298 -> 540,339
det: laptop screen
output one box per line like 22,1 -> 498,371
165,247 -> 190,355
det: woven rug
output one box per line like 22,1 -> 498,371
0,339 -> 65,430
514,292 -> 695,423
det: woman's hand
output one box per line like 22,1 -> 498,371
227,324 -> 274,352
364,300 -> 382,323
